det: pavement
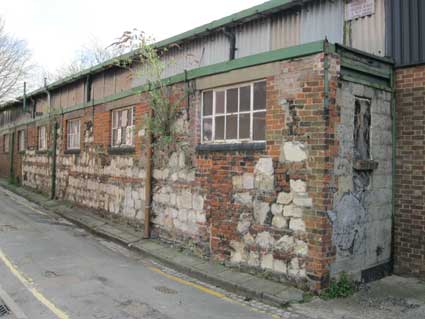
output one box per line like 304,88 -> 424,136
1,180 -> 425,319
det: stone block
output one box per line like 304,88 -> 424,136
254,200 -> 270,225
277,192 -> 293,205
234,192 -> 253,206
289,218 -> 306,232
283,204 -> 303,218
271,203 -> 283,215
292,194 -> 313,208
261,254 -> 274,270
280,141 -> 308,163
290,179 -> 307,193
256,232 -> 275,249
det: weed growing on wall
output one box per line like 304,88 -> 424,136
112,30 -> 187,152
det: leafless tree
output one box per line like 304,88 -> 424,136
48,37 -> 130,82
0,17 -> 32,102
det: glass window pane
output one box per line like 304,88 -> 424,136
226,115 -> 237,140
203,91 -> 213,116
253,112 -> 266,140
227,88 -> 238,113
216,91 -> 225,114
215,116 -> 225,140
240,86 -> 251,111
239,114 -> 250,139
203,118 -> 212,142
254,81 -> 266,110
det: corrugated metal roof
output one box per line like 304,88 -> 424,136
386,0 -> 425,66
300,0 -> 344,45
271,10 -> 301,50
235,18 -> 271,58
349,0 -> 386,57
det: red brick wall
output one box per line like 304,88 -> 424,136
394,65 -> 425,277
0,53 -> 342,291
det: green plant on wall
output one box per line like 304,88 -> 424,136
111,30 -> 187,151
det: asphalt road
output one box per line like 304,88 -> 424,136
0,187 -> 291,319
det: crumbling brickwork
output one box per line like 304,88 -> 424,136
0,46 -> 396,291
394,65 -> 425,277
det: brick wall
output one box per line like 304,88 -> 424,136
0,50 -> 396,290
394,65 -> 425,277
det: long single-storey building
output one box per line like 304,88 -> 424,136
0,0 -> 423,291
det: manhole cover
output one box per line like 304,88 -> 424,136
154,286 -> 177,295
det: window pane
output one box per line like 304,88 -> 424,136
254,81 -> 266,110
239,113 -> 250,139
240,86 -> 251,111
203,118 -> 212,142
112,129 -> 117,146
215,116 -> 225,140
216,91 -> 225,114
203,91 -> 213,116
227,88 -> 238,113
253,112 -> 266,140
226,115 -> 237,140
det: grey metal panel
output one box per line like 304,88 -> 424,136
350,0 -> 386,56
300,0 -> 344,45
132,32 -> 230,87
270,10 -> 301,50
387,0 -> 425,66
235,18 -> 271,59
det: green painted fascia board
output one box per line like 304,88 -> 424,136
340,57 -> 392,80
335,43 -> 394,65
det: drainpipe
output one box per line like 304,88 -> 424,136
9,132 -> 15,184
223,28 -> 237,60
390,70 -> 396,273
143,108 -> 153,239
50,121 -> 58,199
23,82 -> 27,113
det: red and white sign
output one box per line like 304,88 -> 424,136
345,0 -> 375,21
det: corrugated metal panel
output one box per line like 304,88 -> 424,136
133,32 -> 229,87
300,0 -> 344,44
350,0 -> 386,56
387,0 -> 425,66
235,18 -> 271,58
270,10 -> 301,50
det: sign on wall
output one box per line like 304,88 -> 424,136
345,0 -> 375,21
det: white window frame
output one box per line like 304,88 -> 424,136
18,130 -> 25,152
201,80 -> 266,144
3,134 -> 9,153
38,126 -> 47,151
111,106 -> 135,148
67,118 -> 81,150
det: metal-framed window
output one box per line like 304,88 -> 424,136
111,107 -> 135,147
67,119 -> 80,150
3,134 -> 9,153
38,126 -> 47,151
201,81 -> 266,143
18,130 -> 25,152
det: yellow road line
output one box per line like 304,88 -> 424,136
148,266 -> 281,318
149,266 -> 234,301
0,248 -> 69,319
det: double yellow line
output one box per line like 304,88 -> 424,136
0,249 -> 69,319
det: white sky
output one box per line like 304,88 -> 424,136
0,0 -> 266,74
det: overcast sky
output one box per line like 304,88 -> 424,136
0,0 -> 265,75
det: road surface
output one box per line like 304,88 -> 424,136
0,186 -> 292,319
